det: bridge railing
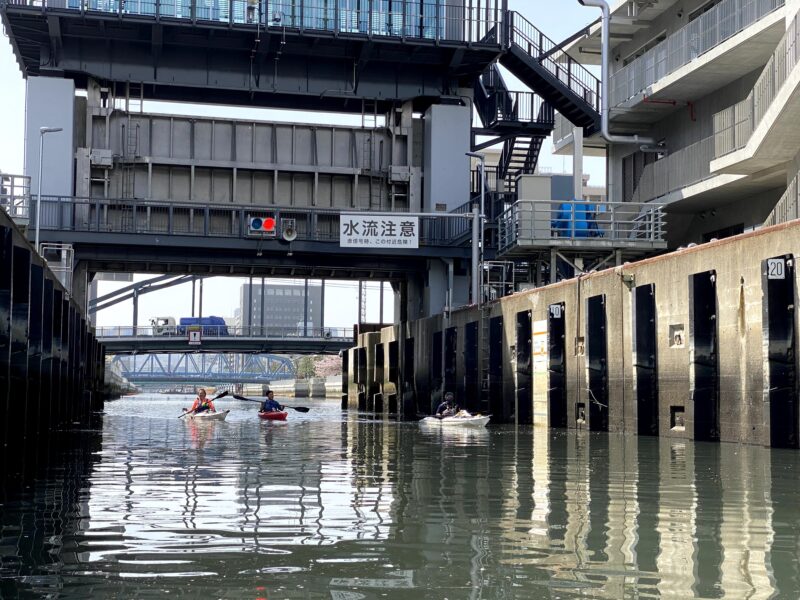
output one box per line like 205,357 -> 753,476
97,324 -> 355,340
3,0 -> 504,45
33,195 -> 473,247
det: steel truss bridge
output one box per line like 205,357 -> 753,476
110,353 -> 296,384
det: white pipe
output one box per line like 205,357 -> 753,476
578,0 -> 655,145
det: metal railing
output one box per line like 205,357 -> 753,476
0,173 -> 30,223
30,195 -> 474,247
498,199 -> 665,253
611,0 -> 784,107
765,171 -> 800,226
625,135 -> 716,203
4,0 -> 504,45
508,10 -> 601,113
714,8 -> 799,157
476,89 -> 554,127
97,324 -> 354,340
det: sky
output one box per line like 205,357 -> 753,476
0,1 -> 602,328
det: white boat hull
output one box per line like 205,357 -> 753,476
188,409 -> 230,421
421,415 -> 490,428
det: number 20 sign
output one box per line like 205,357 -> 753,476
767,258 -> 786,280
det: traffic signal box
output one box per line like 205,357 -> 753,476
248,216 -> 277,237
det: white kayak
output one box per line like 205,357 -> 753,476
421,412 -> 490,428
187,410 -> 230,422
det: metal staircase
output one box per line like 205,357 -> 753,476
502,11 -> 601,134
473,64 -> 556,193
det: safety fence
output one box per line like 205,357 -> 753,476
31,195 -> 477,247
3,0 -> 504,44
612,0 -> 784,107
714,8 -> 799,157
498,199 -> 666,254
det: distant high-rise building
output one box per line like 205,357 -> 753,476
238,282 -> 322,334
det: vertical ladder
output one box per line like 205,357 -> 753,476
361,98 -> 378,129
479,304 -> 491,401
125,81 -> 144,114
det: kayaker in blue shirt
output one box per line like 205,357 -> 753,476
261,390 -> 284,413
435,392 -> 457,418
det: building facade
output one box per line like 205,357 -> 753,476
238,282 -> 323,334
559,0 -> 799,247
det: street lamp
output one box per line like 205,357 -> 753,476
35,126 -> 63,253
466,151 -> 486,305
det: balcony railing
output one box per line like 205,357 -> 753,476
29,195 -> 476,247
714,9 -> 800,157
611,0 -> 784,108
765,171 -> 800,226
3,0 -> 504,45
625,135 -> 716,203
498,199 -> 666,254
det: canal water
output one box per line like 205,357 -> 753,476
2,394 -> 800,598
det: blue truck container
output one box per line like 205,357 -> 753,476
177,316 -> 229,336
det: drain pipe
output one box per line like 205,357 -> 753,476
578,0 -> 655,146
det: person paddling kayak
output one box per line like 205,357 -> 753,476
184,388 -> 216,415
260,390 -> 284,413
435,392 -> 458,418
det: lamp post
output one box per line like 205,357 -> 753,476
35,126 -> 63,253
466,151 -> 486,305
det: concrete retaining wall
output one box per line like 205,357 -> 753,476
242,376 -> 342,398
348,220 -> 800,447
0,209 -> 108,461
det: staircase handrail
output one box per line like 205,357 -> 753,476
507,10 -> 601,113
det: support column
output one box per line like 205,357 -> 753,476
132,289 -> 139,330
572,126 -> 584,201
303,278 -> 309,336
247,276 -> 253,330
198,278 -> 204,319
379,281 -> 384,325
320,279 -> 326,332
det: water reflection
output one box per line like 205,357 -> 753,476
0,396 -> 799,598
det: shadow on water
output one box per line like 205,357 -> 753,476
0,394 -> 799,598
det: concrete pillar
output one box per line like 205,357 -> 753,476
25,77 -> 76,197
423,104 -> 470,212
572,126 -> 584,201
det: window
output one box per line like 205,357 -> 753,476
702,224 -> 744,242
623,32 -> 667,66
689,0 -> 724,23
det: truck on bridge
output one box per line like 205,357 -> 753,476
151,316 -> 229,336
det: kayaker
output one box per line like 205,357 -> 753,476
435,392 -> 457,418
261,390 -> 284,413
184,388 -> 216,415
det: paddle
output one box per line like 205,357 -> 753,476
178,390 -> 229,418
232,393 -> 310,413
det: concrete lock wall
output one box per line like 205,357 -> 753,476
348,220 -> 800,447
0,209 -> 107,462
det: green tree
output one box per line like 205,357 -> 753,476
295,356 -> 317,379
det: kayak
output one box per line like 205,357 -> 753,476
188,410 -> 230,422
259,411 -> 288,421
421,413 -> 490,428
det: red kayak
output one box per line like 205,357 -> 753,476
258,411 -> 288,421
